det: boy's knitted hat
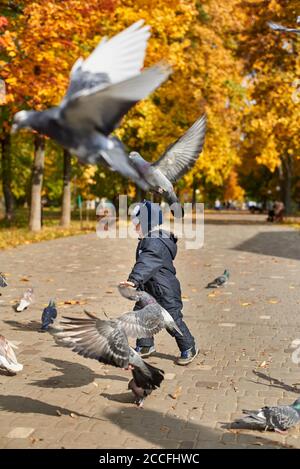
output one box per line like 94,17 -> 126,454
131,200 -> 163,235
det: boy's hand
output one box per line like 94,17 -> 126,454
119,281 -> 136,288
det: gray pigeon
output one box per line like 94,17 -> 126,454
268,21 -> 300,34
128,114 -> 206,204
118,285 -> 183,337
11,21 -> 171,190
206,269 -> 229,288
0,272 -> 8,288
238,398 -> 300,433
54,311 -> 164,407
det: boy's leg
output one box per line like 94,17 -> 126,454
136,337 -> 155,348
166,308 -> 198,365
135,337 -> 156,358
134,301 -> 156,357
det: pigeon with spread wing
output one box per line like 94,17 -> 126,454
54,310 -> 165,407
12,21 -> 171,190
128,114 -> 206,204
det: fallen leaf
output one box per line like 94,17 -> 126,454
259,361 -> 268,368
169,386 -> 182,400
268,299 -> 279,304
160,425 -> 169,433
20,277 -> 29,282
105,290 -> 113,294
56,410 -> 62,416
241,302 -> 252,307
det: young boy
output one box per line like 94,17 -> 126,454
119,200 -> 198,365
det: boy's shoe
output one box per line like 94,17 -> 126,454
176,346 -> 199,366
135,345 -> 156,358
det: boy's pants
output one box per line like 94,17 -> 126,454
135,307 -> 196,352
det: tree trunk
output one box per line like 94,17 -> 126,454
281,155 -> 293,216
60,149 -> 72,228
1,133 -> 14,221
29,135 -> 45,232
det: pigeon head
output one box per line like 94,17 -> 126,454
48,299 -> 56,308
129,151 -> 143,163
11,110 -> 36,133
129,151 -> 150,171
292,398 -> 300,410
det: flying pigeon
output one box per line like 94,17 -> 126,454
11,21 -> 171,190
206,269 -> 229,288
128,114 -> 207,205
54,311 -> 164,407
16,287 -> 34,312
118,285 -> 183,337
0,272 -> 8,287
237,398 -> 300,433
268,21 -> 300,34
0,335 -> 23,374
41,299 -> 57,332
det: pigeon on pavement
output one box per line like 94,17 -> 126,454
128,114 -> 206,204
11,21 -> 171,190
118,285 -> 183,337
0,272 -> 8,288
16,287 -> 34,312
237,398 -> 300,433
268,21 -> 300,34
41,299 -> 57,332
0,335 -> 23,374
206,269 -> 229,288
54,311 -> 164,407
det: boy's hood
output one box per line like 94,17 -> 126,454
148,229 -> 178,259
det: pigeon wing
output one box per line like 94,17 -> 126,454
60,63 -> 171,134
81,20 -> 151,83
117,304 -> 165,338
266,406 -> 300,431
55,313 -> 130,368
152,114 -> 206,183
62,21 -> 151,100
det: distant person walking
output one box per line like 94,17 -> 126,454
274,201 -> 285,222
214,199 -> 221,211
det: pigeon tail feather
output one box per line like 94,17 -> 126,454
133,361 -> 164,390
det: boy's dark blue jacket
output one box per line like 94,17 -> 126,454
128,229 -> 183,313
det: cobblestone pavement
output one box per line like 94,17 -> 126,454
0,213 -> 300,449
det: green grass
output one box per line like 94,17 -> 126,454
0,208 -> 96,250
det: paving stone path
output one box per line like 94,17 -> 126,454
0,213 -> 300,449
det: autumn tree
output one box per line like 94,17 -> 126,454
236,0 -> 300,213
1,0 -> 115,229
